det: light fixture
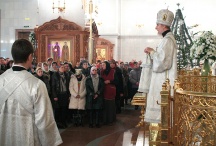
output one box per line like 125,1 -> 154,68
52,0 -> 66,13
136,24 -> 144,28
97,22 -> 102,26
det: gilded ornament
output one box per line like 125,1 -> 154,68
162,14 -> 167,21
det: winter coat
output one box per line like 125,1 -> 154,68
85,75 -> 104,109
51,72 -> 70,107
69,74 -> 86,110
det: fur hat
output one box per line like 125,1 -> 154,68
75,69 -> 82,76
156,9 -> 174,27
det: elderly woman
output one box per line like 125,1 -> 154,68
85,66 -> 104,128
100,61 -> 118,125
69,69 -> 86,126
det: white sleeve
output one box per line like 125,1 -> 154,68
34,80 -> 62,146
150,38 -> 175,73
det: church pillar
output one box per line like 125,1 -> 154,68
88,0 -> 94,64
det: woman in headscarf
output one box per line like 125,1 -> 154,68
85,66 -> 104,128
69,69 -> 86,126
42,62 -> 52,81
100,61 -> 118,125
34,67 -> 50,95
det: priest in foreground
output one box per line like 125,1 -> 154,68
0,39 -> 63,146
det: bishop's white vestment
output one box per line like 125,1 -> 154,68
144,32 -> 177,123
0,68 -> 63,146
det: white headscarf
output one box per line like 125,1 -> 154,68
90,66 -> 99,93
90,66 -> 98,76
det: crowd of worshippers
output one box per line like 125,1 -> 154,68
0,56 -> 142,129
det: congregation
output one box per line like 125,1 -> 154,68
0,55 -> 142,129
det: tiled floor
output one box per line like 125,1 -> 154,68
59,104 -> 143,146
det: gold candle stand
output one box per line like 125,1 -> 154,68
131,92 -> 147,127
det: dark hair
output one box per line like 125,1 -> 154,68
133,61 -> 138,65
68,63 -> 75,74
79,60 -> 88,68
47,57 -> 53,62
109,59 -> 117,66
11,39 -> 34,63
52,61 -> 57,65
43,62 -> 48,66
63,62 -> 69,65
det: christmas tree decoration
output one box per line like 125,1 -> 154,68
171,3 -> 193,69
29,32 -> 37,51
29,31 -> 37,60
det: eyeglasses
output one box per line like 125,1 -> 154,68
92,69 -> 97,71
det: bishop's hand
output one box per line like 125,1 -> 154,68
144,47 -> 154,54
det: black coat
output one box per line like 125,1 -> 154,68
85,75 -> 104,109
114,67 -> 124,98
51,72 -> 70,107
34,74 -> 51,95
82,67 -> 91,77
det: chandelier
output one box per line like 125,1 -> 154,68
52,0 -> 66,13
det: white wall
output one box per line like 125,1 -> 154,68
98,0 -> 216,62
1,0 -> 216,62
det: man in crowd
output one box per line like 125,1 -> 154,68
110,59 -> 124,114
129,61 -> 141,110
52,63 -> 70,128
